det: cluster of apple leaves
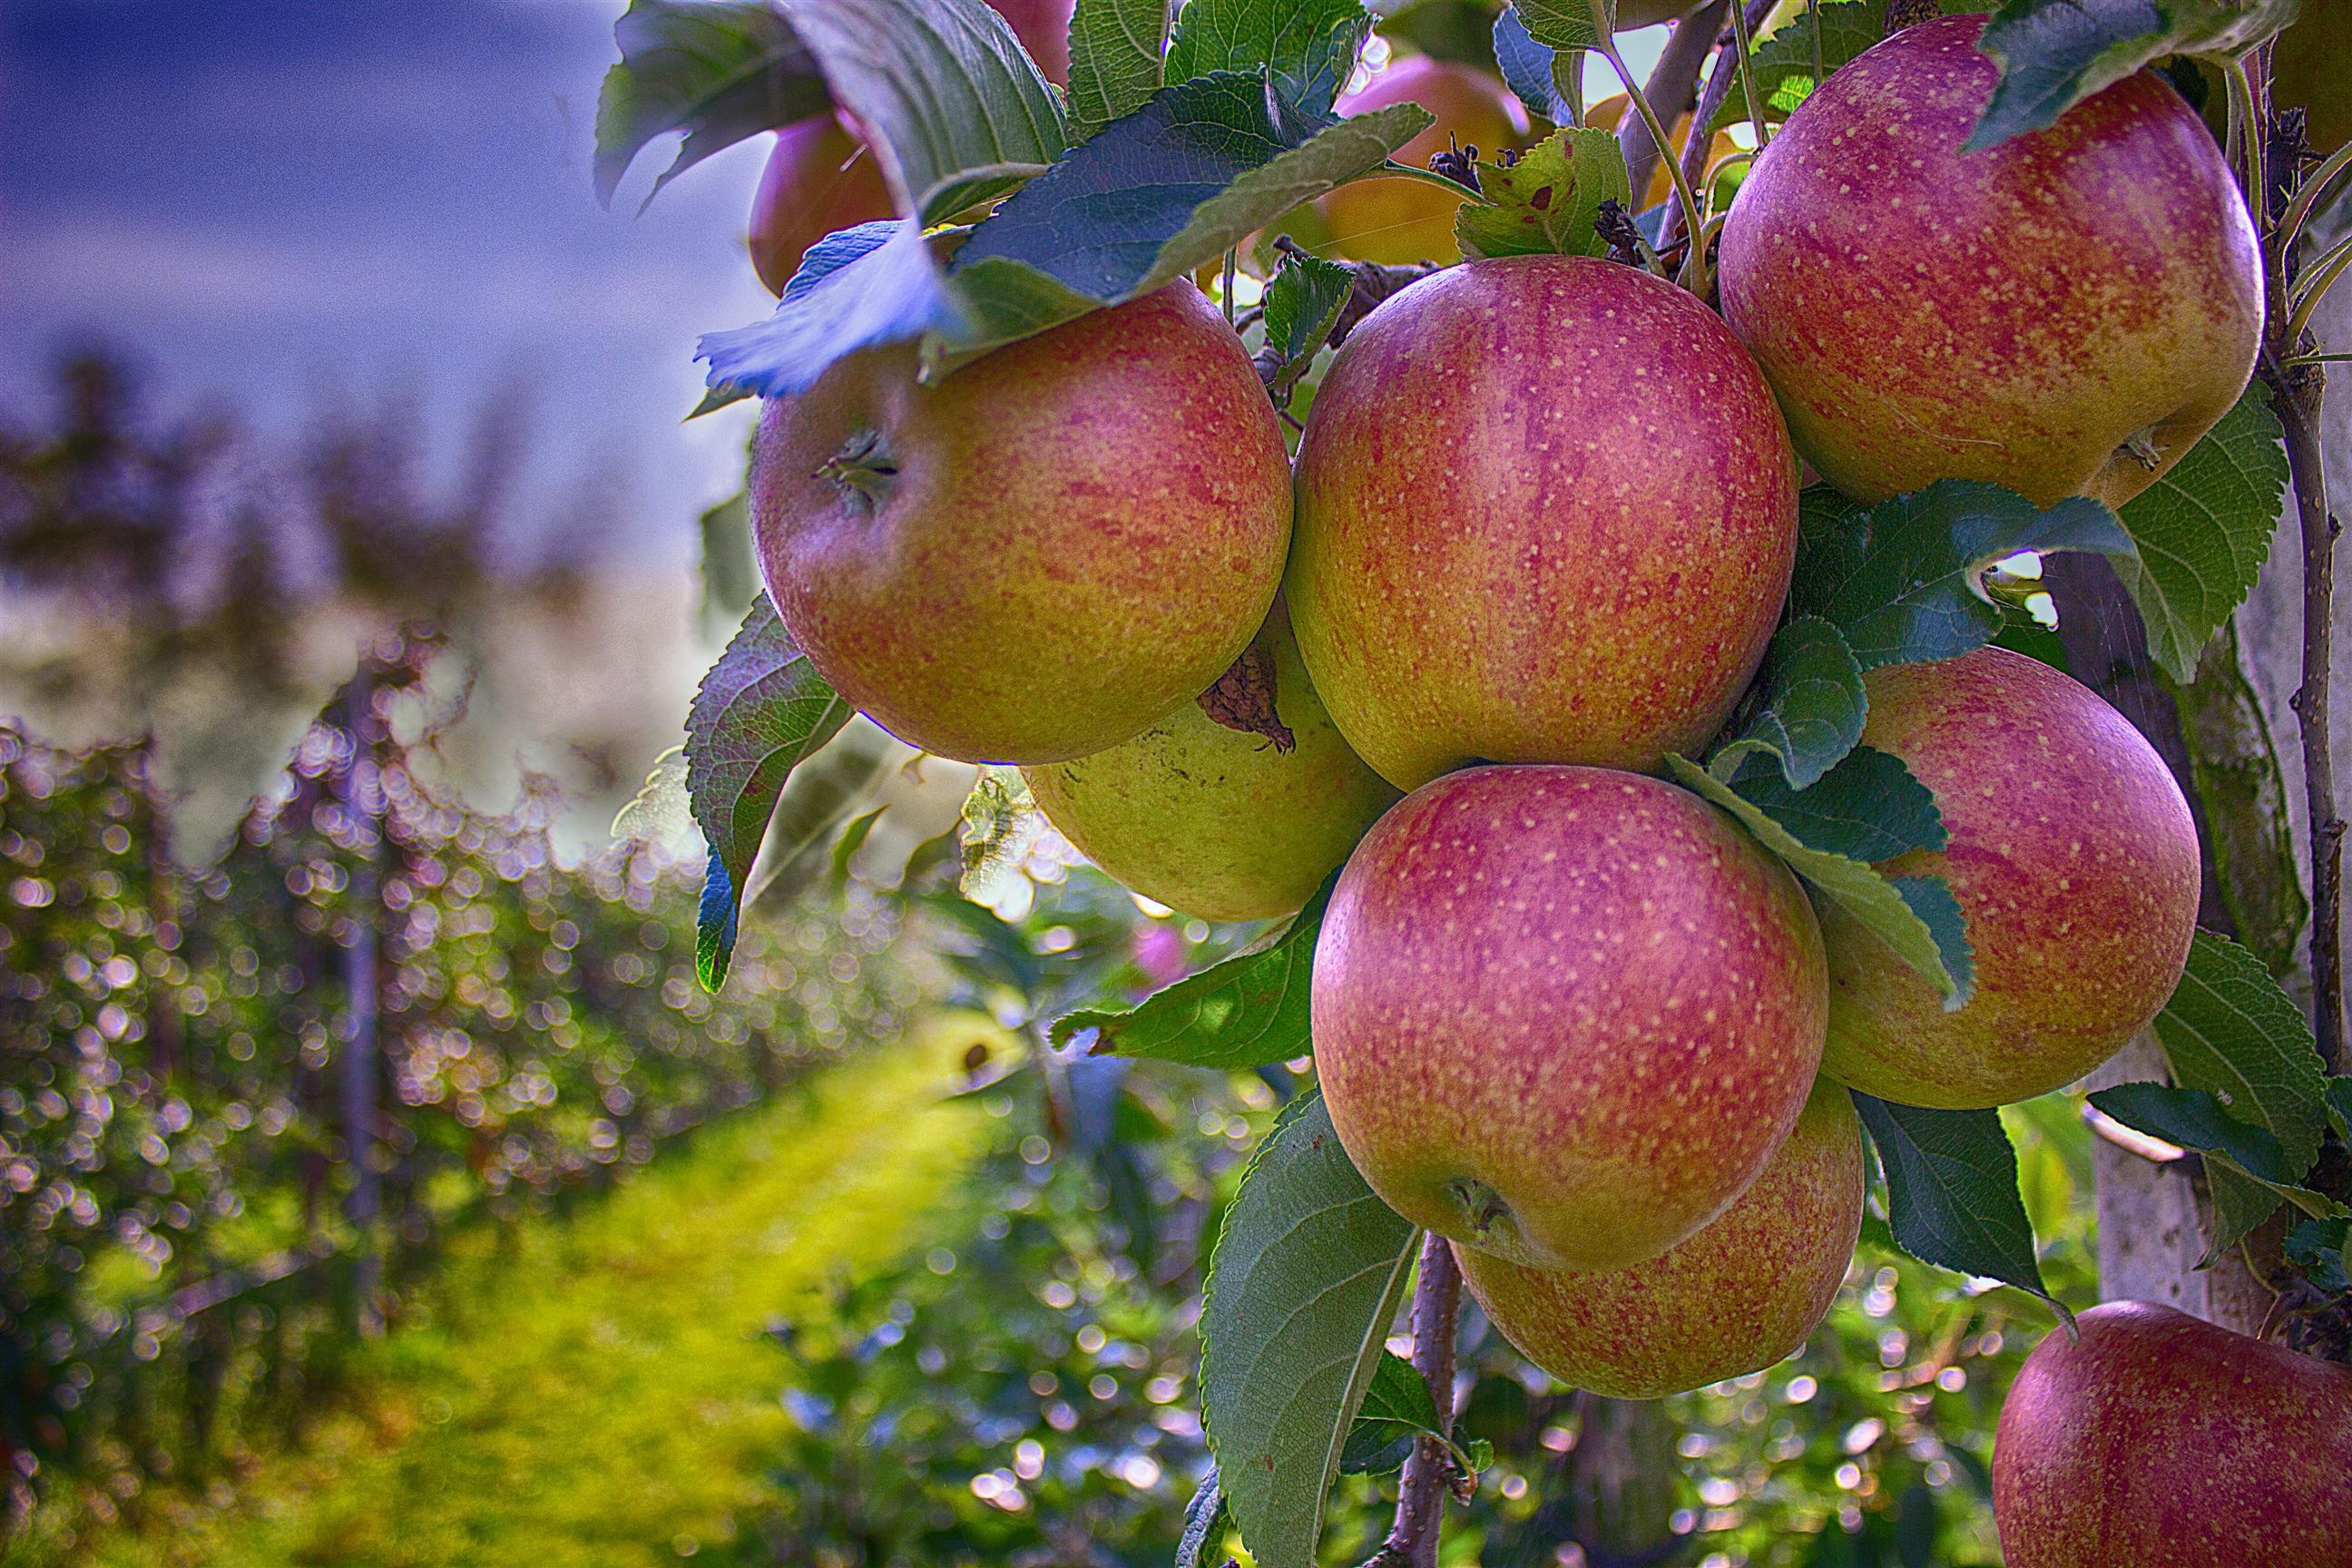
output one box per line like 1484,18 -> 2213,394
602,1 -> 2336,1561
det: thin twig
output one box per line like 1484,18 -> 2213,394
1369,1233 -> 1462,1568
2246,68 -> 2347,1070
1620,0 -> 1727,206
1602,43 -> 1710,295
1661,0 -> 1779,255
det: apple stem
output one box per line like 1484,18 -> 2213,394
1600,44 -> 1710,298
2245,63 -> 2347,1072
1368,1232 -> 1463,1568
1661,0 -> 1777,258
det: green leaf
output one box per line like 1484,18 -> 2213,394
1069,0 -> 1172,135
783,0 -> 1068,222
1854,1094 -> 2059,1308
1516,0 -> 1612,51
685,598 -> 854,988
1667,754 -> 1974,1006
1454,125 -> 1629,260
1493,5 -> 1581,124
2112,386 -> 2288,684
1791,480 -> 2141,672
957,74 -> 1430,302
1707,617 -> 1868,789
1338,1351 -> 1443,1475
2329,1077 -> 2352,1142
2148,930 -> 2332,1251
1165,0 -> 1376,116
2087,1082 -> 2344,1253
594,0 -> 829,210
2285,1216 -> 2351,1293
2091,1081 -> 2298,1183
1258,249 -> 1356,399
1177,1469 -> 1234,1568
1727,745 -> 1947,864
925,253 -> 1107,377
1049,877 -> 1331,1065
1708,0 -> 1886,133
743,720 -> 901,915
1200,1091 -> 1419,1568
1967,0 -> 2300,152
699,220 -> 965,405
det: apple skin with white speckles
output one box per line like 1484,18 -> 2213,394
1313,765 -> 1828,1272
1286,256 -> 1799,791
1994,1301 -> 2352,1567
1021,604 -> 1400,921
1718,13 -> 2262,511
1456,1076 -> 1863,1398
1820,647 -> 2200,1109
752,283 -> 1292,767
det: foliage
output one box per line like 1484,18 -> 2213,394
0,710 -> 906,1524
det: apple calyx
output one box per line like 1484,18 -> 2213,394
1445,1176 -> 1523,1258
817,428 -> 900,514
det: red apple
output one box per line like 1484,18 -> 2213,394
1319,54 -> 1530,265
1457,1078 -> 1863,1399
1021,604 -> 1400,921
749,113 -> 897,295
750,283 -> 1292,765
1287,255 -> 1798,790
1719,13 -> 2262,510
985,0 -> 1076,86
1314,765 -> 1828,1272
1821,647 -> 2200,1109
1994,1301 -> 2352,1567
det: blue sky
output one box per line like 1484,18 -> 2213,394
0,0 -> 778,568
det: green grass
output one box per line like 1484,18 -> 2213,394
53,1014 -> 1006,1568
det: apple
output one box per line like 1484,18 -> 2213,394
1994,1301 -> 2352,1567
1021,603 -> 1400,921
749,0 -> 1073,293
1820,646 -> 2200,1109
1319,55 -> 1530,265
1456,1078 -> 1863,1399
750,283 -> 1292,766
749,113 -> 897,295
1287,255 -> 1798,790
1314,765 -> 1828,1272
1717,13 -> 2263,510
985,0 -> 1076,87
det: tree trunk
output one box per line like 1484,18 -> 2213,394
338,690 -> 384,1338
1564,1396 -> 1682,1568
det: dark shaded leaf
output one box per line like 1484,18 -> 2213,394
1069,0 -> 1173,135
1967,0 -> 2298,152
1177,1468 -> 1234,1567
1257,248 -> 1356,400
1493,5 -> 1580,124
1708,616 -> 1867,789
1728,745 -> 1946,863
1165,0 -> 1375,116
1855,1094 -> 2058,1308
685,598 -> 854,986
1338,1350 -> 1442,1475
595,0 -> 828,210
1708,0 -> 1886,133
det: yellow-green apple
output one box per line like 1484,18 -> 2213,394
1718,14 -> 2261,510
751,284 -> 1292,766
1021,605 -> 1400,920
1820,646 -> 2199,1108
749,113 -> 897,294
1456,1078 -> 1863,1398
1319,54 -> 1529,265
1994,1301 -> 2352,1567
1314,765 -> 1828,1271
1287,255 -> 1798,790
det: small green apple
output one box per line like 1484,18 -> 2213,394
1021,606 -> 1400,921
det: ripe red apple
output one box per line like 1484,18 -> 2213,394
1320,54 -> 1530,265
749,113 -> 897,295
1457,1077 -> 1863,1398
1820,647 -> 2200,1109
985,0 -> 1076,86
1994,1301 -> 2352,1567
750,283 -> 1292,765
1021,604 -> 1400,921
1287,256 -> 1798,790
1718,14 -> 2262,510
1314,765 -> 1828,1272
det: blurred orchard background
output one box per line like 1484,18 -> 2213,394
4,3 -> 2328,1566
